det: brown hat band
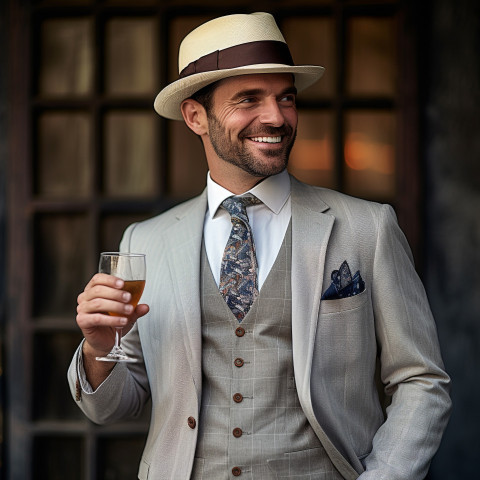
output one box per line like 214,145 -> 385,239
179,40 -> 294,79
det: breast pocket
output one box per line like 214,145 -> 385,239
314,287 -> 375,381
319,288 -> 368,315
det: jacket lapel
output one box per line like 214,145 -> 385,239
290,178 -> 333,397
162,190 -> 207,402
290,178 -> 359,480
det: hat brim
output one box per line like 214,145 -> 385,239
154,64 -> 325,120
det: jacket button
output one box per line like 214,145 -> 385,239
232,427 -> 243,438
232,466 -> 242,476
234,358 -> 244,367
187,416 -> 196,429
235,326 -> 245,337
233,393 -> 243,403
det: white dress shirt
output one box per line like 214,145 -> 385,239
78,170 -> 291,392
204,169 -> 292,290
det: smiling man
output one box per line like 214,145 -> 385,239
183,73 -> 298,192
69,12 -> 451,480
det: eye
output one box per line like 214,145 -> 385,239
239,97 -> 255,104
280,94 -> 296,104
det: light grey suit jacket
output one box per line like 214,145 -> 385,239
68,176 -> 451,480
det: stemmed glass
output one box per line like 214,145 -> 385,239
96,252 -> 146,363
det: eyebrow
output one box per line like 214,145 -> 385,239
231,86 -> 298,102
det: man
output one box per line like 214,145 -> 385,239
69,12 -> 451,480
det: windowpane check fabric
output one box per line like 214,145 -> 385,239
193,224 -> 342,479
219,195 -> 262,322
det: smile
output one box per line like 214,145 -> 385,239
250,136 -> 282,144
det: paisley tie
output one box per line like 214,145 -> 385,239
219,195 -> 262,322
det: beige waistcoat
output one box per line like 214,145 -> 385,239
192,224 -> 343,479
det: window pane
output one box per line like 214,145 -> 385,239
346,17 -> 397,96
101,213 -> 153,253
33,214 -> 90,318
289,111 -> 336,189
36,112 -> 92,198
169,122 -> 207,198
282,17 -> 336,99
103,111 -> 159,198
33,436 -> 84,480
97,437 -> 147,480
33,332 -> 85,420
344,111 -> 396,201
39,18 -> 93,96
105,18 -> 158,96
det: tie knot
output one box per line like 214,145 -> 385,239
221,195 -> 261,220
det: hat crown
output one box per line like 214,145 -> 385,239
178,12 -> 286,74
155,12 -> 325,120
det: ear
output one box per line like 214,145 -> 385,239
181,99 -> 208,136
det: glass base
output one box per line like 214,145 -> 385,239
96,348 -> 137,363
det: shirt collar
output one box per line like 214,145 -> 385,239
206,170 -> 291,220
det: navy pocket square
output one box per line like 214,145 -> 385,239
321,260 -> 365,300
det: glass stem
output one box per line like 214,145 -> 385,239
114,327 -> 123,349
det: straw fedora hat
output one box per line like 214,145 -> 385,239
154,12 -> 325,120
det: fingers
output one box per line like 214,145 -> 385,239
80,273 -> 127,301
76,274 -> 150,332
80,274 -> 125,300
133,303 -> 150,320
76,311 -> 128,330
79,293 -> 134,316
85,273 -> 124,290
76,274 -> 149,361
77,274 -> 131,328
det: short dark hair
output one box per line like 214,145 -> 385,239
190,81 -> 219,114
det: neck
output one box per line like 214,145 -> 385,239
209,168 -> 266,195
203,142 -> 266,193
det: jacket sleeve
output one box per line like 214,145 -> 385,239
359,204 -> 452,479
67,223 -> 151,424
67,327 -> 150,424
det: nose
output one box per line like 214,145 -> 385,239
258,98 -> 285,127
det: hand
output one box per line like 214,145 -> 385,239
76,273 -> 149,357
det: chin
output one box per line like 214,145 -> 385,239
247,161 -> 288,178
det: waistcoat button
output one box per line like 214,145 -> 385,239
187,416 -> 196,429
235,326 -> 245,337
232,466 -> 242,476
232,427 -> 243,438
233,393 -> 243,403
234,358 -> 244,367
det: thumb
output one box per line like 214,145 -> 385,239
132,303 -> 149,321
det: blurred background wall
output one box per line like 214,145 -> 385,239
0,0 -> 479,478
423,0 -> 480,476
0,0 -> 7,475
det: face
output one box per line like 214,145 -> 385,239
204,73 -> 298,181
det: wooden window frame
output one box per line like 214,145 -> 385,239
4,1 -> 422,478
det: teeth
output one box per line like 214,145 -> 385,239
251,136 -> 282,144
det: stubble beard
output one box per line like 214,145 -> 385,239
207,113 -> 297,178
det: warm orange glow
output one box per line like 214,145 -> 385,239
344,132 -> 394,174
288,137 -> 335,188
290,138 -> 333,170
